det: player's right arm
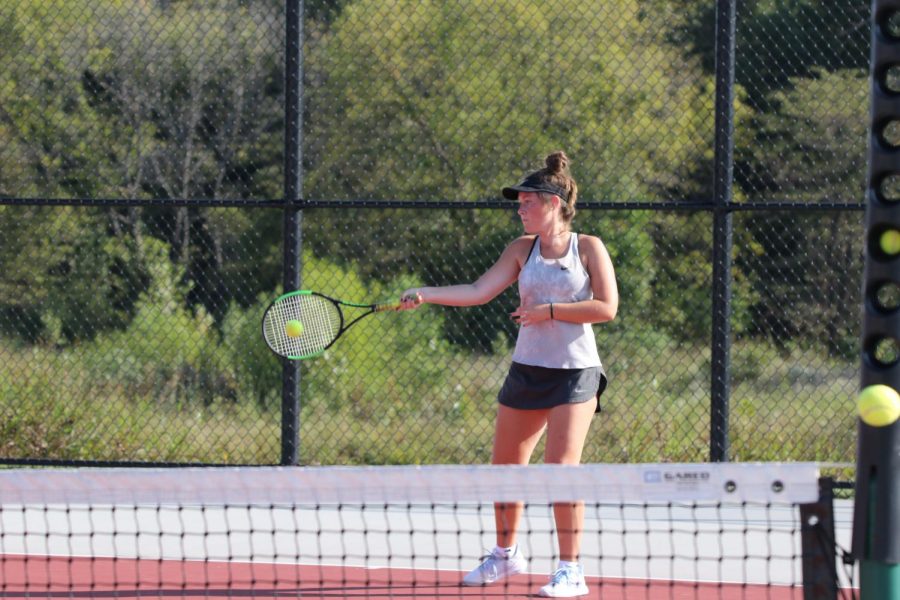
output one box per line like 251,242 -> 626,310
400,236 -> 533,308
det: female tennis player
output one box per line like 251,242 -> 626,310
399,151 -> 617,597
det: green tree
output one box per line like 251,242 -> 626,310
0,0 -> 286,340
0,0 -> 114,198
741,69 -> 867,355
662,0 -> 868,104
0,206 -> 145,343
80,1 -> 284,315
303,0 -> 715,349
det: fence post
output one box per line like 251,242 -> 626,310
281,0 -> 304,466
710,0 -> 737,462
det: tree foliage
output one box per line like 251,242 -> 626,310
739,69 -> 867,355
0,0 -> 871,465
302,0 -> 715,348
0,0 -> 285,339
662,0 -> 868,104
0,0 -> 867,356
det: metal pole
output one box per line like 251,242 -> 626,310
710,0 -> 737,462
800,478 -> 839,600
281,0 -> 303,465
852,1 -> 900,596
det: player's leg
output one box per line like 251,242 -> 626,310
543,397 -> 596,559
538,397 -> 597,597
491,403 -> 550,546
462,403 -> 548,586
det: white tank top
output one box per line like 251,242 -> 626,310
511,233 -> 603,369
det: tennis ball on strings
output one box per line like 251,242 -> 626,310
857,384 -> 900,427
880,230 -> 900,256
285,319 -> 304,338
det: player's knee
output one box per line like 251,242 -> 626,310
544,449 -> 582,465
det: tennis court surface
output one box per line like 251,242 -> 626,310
0,463 -> 852,598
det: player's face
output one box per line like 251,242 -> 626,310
517,192 -> 552,233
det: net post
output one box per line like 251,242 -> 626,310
852,0 -> 900,596
280,0 -> 304,466
799,477 -> 839,600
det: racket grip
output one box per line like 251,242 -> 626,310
375,302 -> 402,312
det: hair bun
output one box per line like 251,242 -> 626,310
545,151 -> 569,175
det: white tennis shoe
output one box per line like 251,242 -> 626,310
461,545 -> 527,586
538,562 -> 589,597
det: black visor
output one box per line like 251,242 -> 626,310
501,173 -> 568,200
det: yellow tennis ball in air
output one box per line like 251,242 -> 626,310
285,319 -> 304,338
880,230 -> 900,256
857,384 -> 900,427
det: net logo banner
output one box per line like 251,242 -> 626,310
643,467 -> 713,495
638,463 -> 817,503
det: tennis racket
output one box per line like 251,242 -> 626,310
262,290 -> 401,359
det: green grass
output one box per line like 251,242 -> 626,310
0,333 -> 859,472
0,344 -> 280,463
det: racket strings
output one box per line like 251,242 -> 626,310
264,295 -> 341,358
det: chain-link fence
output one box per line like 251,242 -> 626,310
0,1 -> 870,467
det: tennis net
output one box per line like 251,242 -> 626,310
0,462 -> 843,599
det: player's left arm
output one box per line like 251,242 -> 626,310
553,234 -> 618,324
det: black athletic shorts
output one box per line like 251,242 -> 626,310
497,361 -> 606,413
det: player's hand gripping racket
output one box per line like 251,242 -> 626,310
262,290 -> 401,359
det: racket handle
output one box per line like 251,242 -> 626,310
374,302 -> 402,312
